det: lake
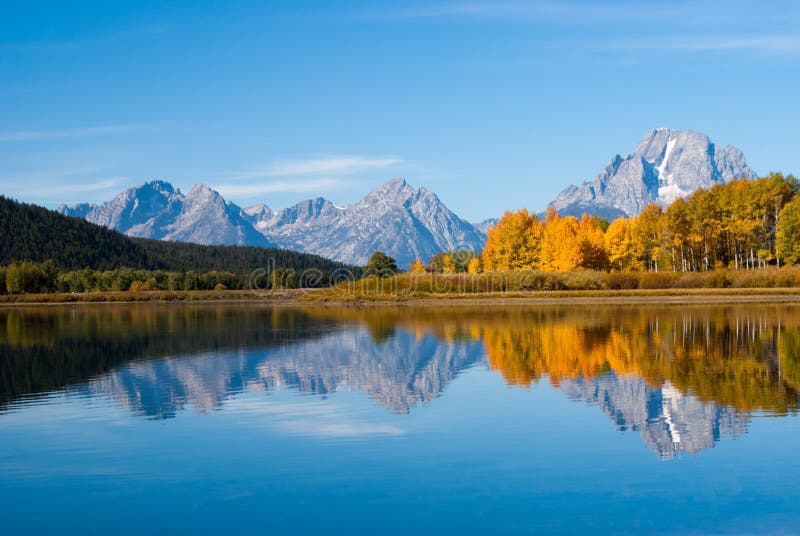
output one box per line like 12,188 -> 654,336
1,303 -> 799,534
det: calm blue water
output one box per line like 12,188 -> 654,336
1,304 -> 798,535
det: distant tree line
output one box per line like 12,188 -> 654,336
0,261 -> 242,294
0,260 -> 369,294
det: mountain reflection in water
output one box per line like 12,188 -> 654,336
1,304 -> 798,458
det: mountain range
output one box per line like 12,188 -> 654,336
61,178 -> 486,267
59,128 -> 759,266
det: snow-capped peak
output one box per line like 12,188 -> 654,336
548,128 -> 758,219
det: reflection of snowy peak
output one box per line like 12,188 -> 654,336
79,328 -> 484,417
560,373 -> 748,458
549,129 -> 758,219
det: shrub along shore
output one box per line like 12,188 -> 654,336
8,267 -> 800,304
303,267 -> 800,302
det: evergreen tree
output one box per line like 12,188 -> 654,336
365,251 -> 398,278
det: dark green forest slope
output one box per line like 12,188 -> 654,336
0,196 -> 357,275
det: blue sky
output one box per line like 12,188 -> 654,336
1,0 -> 798,222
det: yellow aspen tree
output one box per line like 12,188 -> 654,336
482,209 -> 544,271
442,254 -> 456,274
632,204 -> 664,271
605,217 -> 640,271
540,211 -> 581,271
576,214 -> 609,270
777,197 -> 800,265
409,258 -> 426,274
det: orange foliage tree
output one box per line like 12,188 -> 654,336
482,209 -> 544,271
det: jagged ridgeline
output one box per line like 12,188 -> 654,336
59,178 -> 487,268
0,196 -> 359,276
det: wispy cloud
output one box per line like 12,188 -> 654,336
226,397 -> 406,438
365,1 -> 709,23
226,155 -> 404,181
0,84 -> 56,97
3,177 -> 127,203
60,177 -> 126,193
215,155 -> 404,199
0,22 -> 173,53
598,33 -> 800,58
214,177 -> 342,197
0,164 -> 116,183
361,1 -> 800,58
0,123 -> 164,142
0,164 -> 126,204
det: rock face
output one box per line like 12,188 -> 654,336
59,180 -> 271,247
61,178 -> 486,267
247,178 -> 486,267
549,128 -> 758,219
473,218 -> 499,234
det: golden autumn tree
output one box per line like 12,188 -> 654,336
776,197 -> 800,265
467,256 -> 482,273
605,217 -> 639,271
409,258 -> 427,274
663,198 -> 693,271
442,254 -> 456,274
632,204 -> 664,271
576,214 -> 609,270
539,208 -> 582,271
482,209 -> 544,271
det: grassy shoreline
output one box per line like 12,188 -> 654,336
299,287 -> 800,305
0,289 -> 306,305
5,286 -> 800,306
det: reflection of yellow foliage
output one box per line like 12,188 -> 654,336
780,329 -> 800,389
301,305 -> 800,414
482,308 -> 799,413
482,319 -> 655,387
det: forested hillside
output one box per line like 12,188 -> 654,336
0,196 -> 358,275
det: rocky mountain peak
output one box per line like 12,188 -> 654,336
186,183 -> 219,200
548,128 -> 758,219
362,177 -> 414,202
143,179 -> 179,196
